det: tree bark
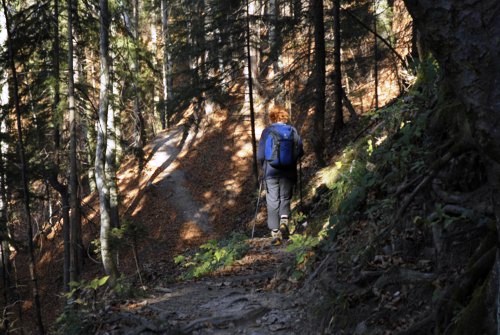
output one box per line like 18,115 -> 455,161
311,0 -> 326,166
402,0 -> 500,330
47,174 -> 70,291
67,0 -> 82,284
97,0 -> 118,284
332,0 -> 344,135
246,0 -> 259,185
106,67 -> 120,230
0,2 -> 10,303
132,0 -> 145,160
373,0 -> 379,109
1,0 -> 45,332
269,0 -> 282,79
161,0 -> 172,129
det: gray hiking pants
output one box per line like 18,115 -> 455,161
265,177 -> 294,230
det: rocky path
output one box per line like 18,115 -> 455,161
105,127 -> 312,334
98,238 -> 309,335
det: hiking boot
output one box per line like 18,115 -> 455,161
279,215 -> 290,240
271,229 -> 282,246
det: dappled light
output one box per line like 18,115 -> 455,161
3,0 -> 496,333
178,221 -> 204,241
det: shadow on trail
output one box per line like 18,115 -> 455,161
124,123 -> 193,217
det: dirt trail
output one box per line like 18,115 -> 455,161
147,126 -> 211,234
125,125 -> 211,235
99,238 -> 309,335
104,127 -> 311,334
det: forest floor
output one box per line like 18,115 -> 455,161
96,237 -> 310,334
90,116 -> 317,334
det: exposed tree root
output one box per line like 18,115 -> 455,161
435,245 -> 496,332
180,306 -> 269,333
396,313 -> 435,335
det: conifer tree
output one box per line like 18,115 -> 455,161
311,0 -> 326,166
1,0 -> 45,332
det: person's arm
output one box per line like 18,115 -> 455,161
294,127 -> 304,159
298,137 -> 304,158
256,128 -> 268,165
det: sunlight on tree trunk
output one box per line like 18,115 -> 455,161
161,0 -> 172,129
97,0 -> 118,284
0,6 -> 10,298
67,0 -> 82,284
106,65 -> 120,231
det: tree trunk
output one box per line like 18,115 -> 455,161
0,146 -> 9,303
373,0 -> 379,109
269,0 -> 282,79
402,0 -> 500,331
0,1 -> 10,303
246,0 -> 259,185
106,66 -> 120,230
97,0 -> 118,284
161,0 -> 172,129
132,0 -> 145,160
332,0 -> 344,135
311,0 -> 326,166
161,0 -> 173,128
1,0 -> 45,332
67,0 -> 82,284
53,0 -> 61,150
47,175 -> 70,291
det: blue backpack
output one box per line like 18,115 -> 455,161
264,124 -> 298,168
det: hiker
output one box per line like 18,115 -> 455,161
257,105 -> 304,246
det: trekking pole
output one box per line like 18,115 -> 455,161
251,177 -> 264,238
299,159 -> 303,210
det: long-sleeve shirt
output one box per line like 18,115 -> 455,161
256,123 -> 304,181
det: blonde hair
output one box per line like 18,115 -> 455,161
269,105 -> 289,123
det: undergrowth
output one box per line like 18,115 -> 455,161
54,275 -> 141,334
174,232 -> 249,279
320,60 -> 438,243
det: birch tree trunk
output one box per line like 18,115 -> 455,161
97,0 -> 118,283
106,62 -> 120,230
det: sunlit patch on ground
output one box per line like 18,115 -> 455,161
179,221 -> 204,241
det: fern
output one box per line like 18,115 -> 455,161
174,232 -> 249,280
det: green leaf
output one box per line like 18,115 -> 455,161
97,276 -> 110,287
